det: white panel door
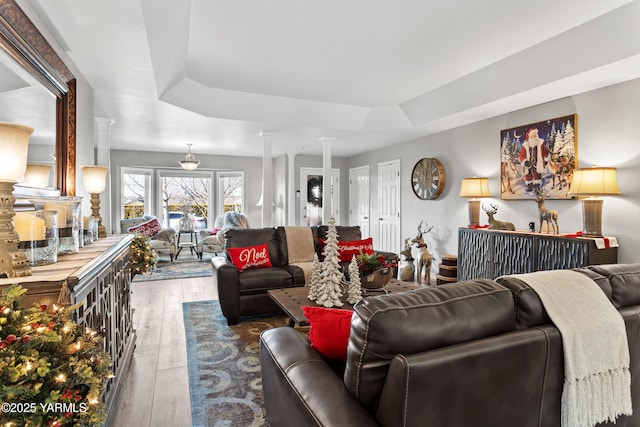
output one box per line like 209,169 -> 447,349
378,160 -> 401,253
300,167 -> 340,226
349,166 -> 370,237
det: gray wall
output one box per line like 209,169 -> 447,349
347,78 -> 640,265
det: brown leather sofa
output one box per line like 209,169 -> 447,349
212,225 -> 395,325
259,263 -> 640,426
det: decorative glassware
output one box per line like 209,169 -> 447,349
16,210 -> 58,266
44,196 -> 83,254
91,216 -> 100,241
83,216 -> 96,245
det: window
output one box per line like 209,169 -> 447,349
121,168 -> 151,219
158,170 -> 213,230
218,171 -> 244,214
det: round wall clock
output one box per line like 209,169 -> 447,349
411,158 -> 446,200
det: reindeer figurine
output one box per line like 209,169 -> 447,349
483,203 -> 515,231
411,221 -> 433,284
534,189 -> 559,234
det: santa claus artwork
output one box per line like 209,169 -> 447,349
519,128 -> 549,193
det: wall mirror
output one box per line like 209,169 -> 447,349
0,0 -> 76,197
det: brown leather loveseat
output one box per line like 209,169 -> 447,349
259,263 -> 640,426
212,225 -> 395,325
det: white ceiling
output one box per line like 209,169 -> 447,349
23,0 -> 640,158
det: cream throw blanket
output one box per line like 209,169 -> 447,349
284,226 -> 316,285
509,270 -> 632,427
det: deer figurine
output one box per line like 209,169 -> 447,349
411,221 -> 433,284
534,190 -> 559,234
483,203 -> 515,231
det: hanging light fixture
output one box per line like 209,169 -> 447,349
179,143 -> 200,170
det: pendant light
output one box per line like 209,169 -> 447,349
179,143 -> 200,170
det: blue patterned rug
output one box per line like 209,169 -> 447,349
183,300 -> 288,427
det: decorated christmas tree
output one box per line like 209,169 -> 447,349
0,284 -> 113,426
316,216 -> 344,308
307,253 -> 322,301
347,256 -> 363,304
130,234 -> 158,277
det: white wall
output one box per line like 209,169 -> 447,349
348,78 -> 640,265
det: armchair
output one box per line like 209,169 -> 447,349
121,215 -> 177,261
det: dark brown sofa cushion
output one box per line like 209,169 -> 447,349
588,263 -> 640,308
344,279 -> 516,412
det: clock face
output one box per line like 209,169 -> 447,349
411,158 -> 446,200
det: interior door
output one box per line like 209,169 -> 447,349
378,160 -> 401,253
300,167 -> 340,226
349,166 -> 370,237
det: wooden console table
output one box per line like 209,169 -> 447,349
458,228 -> 618,281
0,235 -> 136,418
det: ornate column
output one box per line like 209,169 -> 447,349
260,132 -> 275,227
94,118 -> 114,235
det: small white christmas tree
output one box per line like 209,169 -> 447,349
308,253 -> 322,301
316,216 -> 344,308
347,256 -> 363,304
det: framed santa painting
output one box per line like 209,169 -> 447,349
500,114 -> 577,200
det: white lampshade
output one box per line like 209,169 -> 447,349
0,122 -> 34,181
459,177 -> 491,198
82,165 -> 109,193
568,167 -> 621,196
24,163 -> 53,188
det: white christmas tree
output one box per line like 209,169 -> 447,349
307,253 -> 322,301
347,256 -> 363,304
316,216 -> 344,308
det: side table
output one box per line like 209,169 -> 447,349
176,230 -> 200,259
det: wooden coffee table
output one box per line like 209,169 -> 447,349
268,280 -> 423,327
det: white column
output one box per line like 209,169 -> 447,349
94,117 -> 115,234
260,131 -> 275,227
287,152 -> 297,225
320,137 -> 335,224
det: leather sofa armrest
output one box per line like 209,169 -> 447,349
260,327 -> 378,427
211,257 -> 241,325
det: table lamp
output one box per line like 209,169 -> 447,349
82,165 -> 109,238
459,177 -> 491,227
568,166 -> 620,237
0,122 -> 34,277
23,163 -> 53,188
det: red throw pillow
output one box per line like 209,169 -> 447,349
302,306 -> 354,361
320,237 -> 374,262
128,217 -> 161,237
226,244 -> 273,271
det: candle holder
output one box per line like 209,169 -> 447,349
44,197 -> 83,255
83,216 -> 97,245
17,210 -> 58,266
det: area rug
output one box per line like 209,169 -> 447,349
183,300 -> 289,427
133,258 -> 213,282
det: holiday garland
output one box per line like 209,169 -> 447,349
0,285 -> 112,426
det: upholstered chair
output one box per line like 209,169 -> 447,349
121,215 -> 177,261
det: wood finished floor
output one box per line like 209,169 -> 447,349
106,272 -> 218,427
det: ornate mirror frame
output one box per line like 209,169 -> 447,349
0,0 -> 76,196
